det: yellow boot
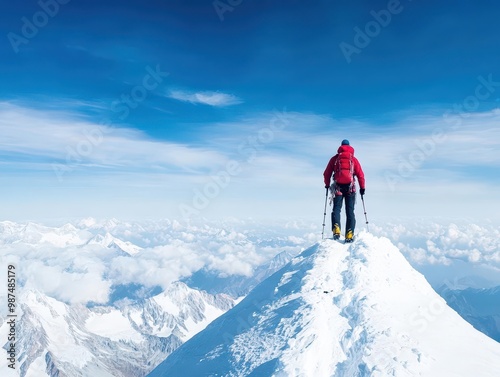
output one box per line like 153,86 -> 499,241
333,224 -> 341,240
345,230 -> 354,243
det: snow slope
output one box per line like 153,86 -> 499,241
148,232 -> 500,377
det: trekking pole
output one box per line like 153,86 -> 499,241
361,194 -> 369,232
321,187 -> 329,239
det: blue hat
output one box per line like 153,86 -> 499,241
341,139 -> 350,145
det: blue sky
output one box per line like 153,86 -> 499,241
1,0 -> 500,224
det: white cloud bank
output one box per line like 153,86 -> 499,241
370,221 -> 500,267
0,219 -> 306,306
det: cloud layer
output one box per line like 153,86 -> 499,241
0,218 -> 499,309
0,219 -> 311,306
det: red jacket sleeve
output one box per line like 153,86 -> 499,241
323,156 -> 336,187
353,157 -> 365,190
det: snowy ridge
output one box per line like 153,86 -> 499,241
148,232 -> 500,377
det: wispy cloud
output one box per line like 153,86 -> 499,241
168,89 -> 242,107
0,102 -> 227,174
1,101 -> 500,222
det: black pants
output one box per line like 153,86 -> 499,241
331,192 -> 356,235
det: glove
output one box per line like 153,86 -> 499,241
325,185 -> 329,189
360,188 -> 365,196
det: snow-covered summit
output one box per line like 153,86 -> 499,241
86,232 -> 142,255
148,232 -> 500,377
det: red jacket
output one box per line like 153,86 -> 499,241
323,145 -> 365,192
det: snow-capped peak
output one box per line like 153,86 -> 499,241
137,281 -> 235,342
148,232 -> 500,377
87,232 -> 142,255
78,217 -> 98,228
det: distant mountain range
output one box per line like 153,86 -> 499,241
439,285 -> 500,342
1,283 -> 233,377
